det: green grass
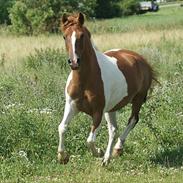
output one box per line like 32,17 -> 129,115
1,6 -> 183,183
87,6 -> 183,34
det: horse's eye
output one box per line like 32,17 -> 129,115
63,36 -> 66,40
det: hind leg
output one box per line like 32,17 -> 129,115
113,94 -> 146,157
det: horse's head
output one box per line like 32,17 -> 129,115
61,12 -> 91,70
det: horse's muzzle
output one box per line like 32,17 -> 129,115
68,58 -> 80,70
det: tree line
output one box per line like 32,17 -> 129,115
0,0 -> 176,35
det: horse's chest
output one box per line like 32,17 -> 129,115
96,52 -> 128,112
65,73 -> 102,115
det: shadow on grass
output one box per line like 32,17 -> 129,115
138,13 -> 163,18
152,146 -> 183,168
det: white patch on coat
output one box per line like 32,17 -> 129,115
71,31 -> 78,62
94,48 -> 128,112
60,71 -> 77,133
104,49 -> 121,53
65,71 -> 78,112
65,72 -> 72,96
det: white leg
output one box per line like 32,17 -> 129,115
113,116 -> 137,155
102,112 -> 117,166
58,98 -> 77,163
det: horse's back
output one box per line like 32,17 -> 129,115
104,49 -> 154,96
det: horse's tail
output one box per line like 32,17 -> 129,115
145,65 -> 160,101
152,69 -> 160,86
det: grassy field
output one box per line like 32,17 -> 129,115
0,6 -> 183,183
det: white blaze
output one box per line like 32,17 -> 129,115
71,31 -> 77,62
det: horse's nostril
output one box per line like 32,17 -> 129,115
68,59 -> 72,64
77,58 -> 80,65
68,58 -> 80,65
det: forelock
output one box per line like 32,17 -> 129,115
62,14 -> 81,31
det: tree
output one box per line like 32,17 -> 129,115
9,0 -> 54,34
0,0 -> 15,24
8,0 -> 141,35
95,0 -> 122,18
9,0 -> 97,34
119,0 -> 141,16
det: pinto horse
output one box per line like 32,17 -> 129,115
58,12 -> 156,166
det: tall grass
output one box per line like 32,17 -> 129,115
0,6 -> 183,183
0,35 -> 65,68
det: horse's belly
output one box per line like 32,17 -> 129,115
104,85 -> 127,112
104,77 -> 128,112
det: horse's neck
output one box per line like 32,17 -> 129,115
72,39 -> 100,85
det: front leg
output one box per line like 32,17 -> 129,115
87,112 -> 104,157
102,112 -> 117,166
58,99 -> 77,164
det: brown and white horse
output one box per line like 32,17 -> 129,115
58,13 -> 156,165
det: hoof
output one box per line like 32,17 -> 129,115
101,158 -> 110,166
95,148 -> 104,158
112,148 -> 123,157
58,151 -> 70,164
87,142 -> 104,158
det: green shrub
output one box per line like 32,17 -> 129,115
0,0 -> 14,24
95,0 -> 122,18
120,0 -> 140,16
9,0 -> 54,35
9,0 -> 97,35
25,48 -> 67,70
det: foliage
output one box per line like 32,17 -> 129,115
8,0 -> 143,34
120,0 -> 141,16
9,0 -> 97,35
9,0 -> 54,34
0,0 -> 15,24
95,0 -> 122,18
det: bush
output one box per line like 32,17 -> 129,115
95,0 -> 122,18
0,0 -> 14,24
95,0 -> 141,18
120,0 -> 141,16
9,0 -> 97,35
8,0 -> 143,34
9,0 -> 55,34
25,48 -> 67,70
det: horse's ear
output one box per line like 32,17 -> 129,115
61,13 -> 68,25
78,12 -> 84,26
